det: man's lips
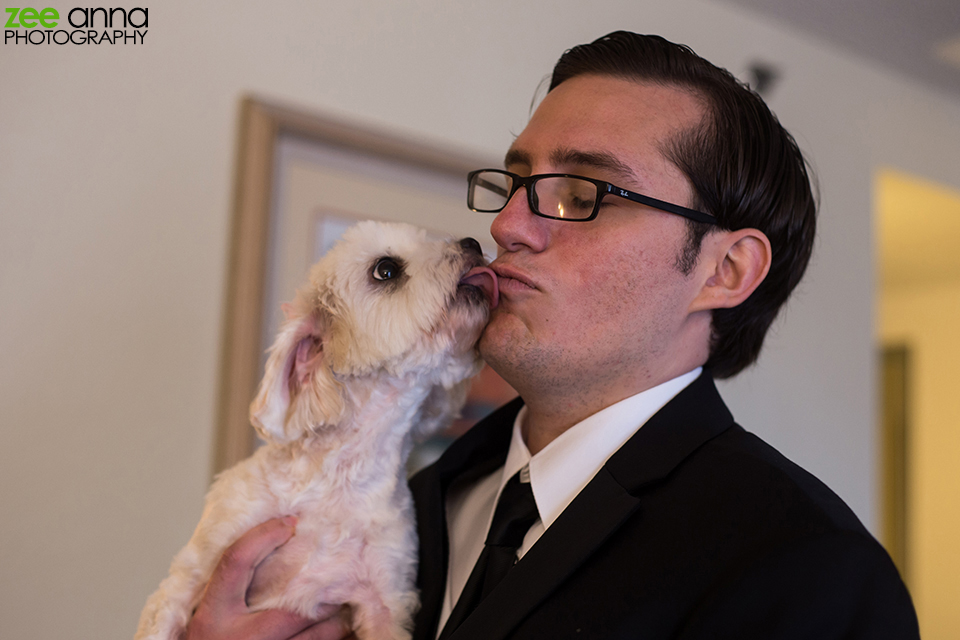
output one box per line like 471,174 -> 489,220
490,265 -> 537,293
460,266 -> 499,309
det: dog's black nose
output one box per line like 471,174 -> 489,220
459,237 -> 482,255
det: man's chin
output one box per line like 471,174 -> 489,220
478,318 -> 511,370
477,314 -> 533,383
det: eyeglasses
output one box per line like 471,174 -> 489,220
467,169 -> 716,224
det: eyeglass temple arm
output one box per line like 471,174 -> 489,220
605,184 -> 717,225
475,177 -> 510,198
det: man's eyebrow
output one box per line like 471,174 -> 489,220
503,147 -> 638,184
550,148 -> 637,182
503,148 -> 530,168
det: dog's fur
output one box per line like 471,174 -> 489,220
135,221 -> 494,640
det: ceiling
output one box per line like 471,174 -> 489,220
713,0 -> 960,98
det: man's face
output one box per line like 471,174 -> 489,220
479,74 -> 712,408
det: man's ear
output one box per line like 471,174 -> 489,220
689,228 -> 772,312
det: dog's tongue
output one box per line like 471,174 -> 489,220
461,266 -> 499,309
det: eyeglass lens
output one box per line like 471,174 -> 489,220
470,172 -> 512,211
470,171 -> 599,220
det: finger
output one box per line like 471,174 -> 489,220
244,603 -> 348,640
287,618 -> 354,640
286,605 -> 353,640
244,607 -> 321,640
186,602 -> 316,640
205,516 -> 299,609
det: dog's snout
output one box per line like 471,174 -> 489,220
459,237 -> 482,256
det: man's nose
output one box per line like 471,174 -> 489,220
490,185 -> 549,253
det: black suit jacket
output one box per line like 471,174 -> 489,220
408,373 -> 919,639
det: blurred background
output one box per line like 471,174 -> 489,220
1,0 -> 958,637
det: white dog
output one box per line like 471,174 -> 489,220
135,221 -> 498,640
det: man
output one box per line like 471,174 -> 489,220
185,32 -> 918,640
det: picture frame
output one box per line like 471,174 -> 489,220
880,344 -> 910,578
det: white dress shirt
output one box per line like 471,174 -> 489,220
438,367 -> 702,634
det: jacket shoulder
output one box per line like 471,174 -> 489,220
699,424 -> 871,538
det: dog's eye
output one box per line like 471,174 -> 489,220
372,257 -> 402,281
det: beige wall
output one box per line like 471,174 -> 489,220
3,1 -> 960,638
881,283 -> 960,638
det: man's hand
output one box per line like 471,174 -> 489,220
184,517 -> 355,640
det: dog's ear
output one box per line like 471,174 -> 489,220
249,304 -> 344,443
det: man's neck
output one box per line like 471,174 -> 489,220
521,408 -> 588,456
518,369 -> 693,455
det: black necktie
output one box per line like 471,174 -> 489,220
439,469 -> 540,639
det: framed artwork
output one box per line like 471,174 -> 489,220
880,344 -> 910,578
214,96 -> 517,476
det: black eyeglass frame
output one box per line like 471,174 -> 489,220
467,168 -> 717,225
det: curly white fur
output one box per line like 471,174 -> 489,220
135,221 -> 494,640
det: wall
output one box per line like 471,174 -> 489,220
2,1 -> 960,638
881,281 -> 960,639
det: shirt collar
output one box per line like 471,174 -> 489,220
498,368 -> 702,529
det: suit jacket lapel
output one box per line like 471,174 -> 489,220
448,465 -> 640,640
605,372 -> 734,492
422,374 -> 735,640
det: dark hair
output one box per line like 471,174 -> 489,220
550,31 -> 817,379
